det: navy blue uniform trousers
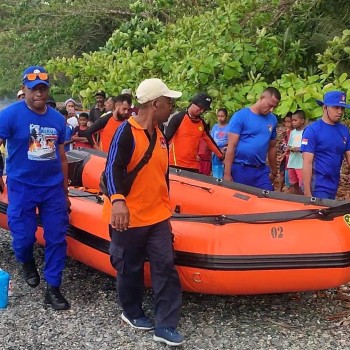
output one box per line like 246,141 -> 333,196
7,178 -> 69,287
232,163 -> 274,191
109,219 -> 182,328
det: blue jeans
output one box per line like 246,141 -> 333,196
7,178 -> 69,287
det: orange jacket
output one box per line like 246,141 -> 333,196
105,117 -> 171,227
99,118 -> 123,152
166,112 -> 222,170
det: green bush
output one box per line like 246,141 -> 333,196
46,0 -> 350,122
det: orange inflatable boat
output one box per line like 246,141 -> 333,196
1,148 -> 350,295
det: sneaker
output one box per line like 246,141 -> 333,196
153,327 -> 184,346
121,312 -> 153,330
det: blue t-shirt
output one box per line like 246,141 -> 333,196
65,124 -> 74,152
228,107 -> 277,166
0,101 -> 66,186
300,119 -> 350,193
287,129 -> 303,169
210,123 -> 230,148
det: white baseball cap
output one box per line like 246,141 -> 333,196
121,88 -> 132,95
136,78 -> 182,104
17,89 -> 24,97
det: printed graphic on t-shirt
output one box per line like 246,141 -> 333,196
28,124 -> 57,161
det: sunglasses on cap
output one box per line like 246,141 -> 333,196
24,72 -> 49,81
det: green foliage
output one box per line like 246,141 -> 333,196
48,0 -> 350,121
47,0 -> 306,109
272,0 -> 350,74
316,30 -> 350,78
7,0 -> 350,122
104,17 -> 164,53
0,0 -> 134,97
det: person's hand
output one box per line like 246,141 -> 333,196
304,189 -> 312,197
0,176 -> 5,193
111,201 -> 130,231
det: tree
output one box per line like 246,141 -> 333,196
0,0 -> 134,96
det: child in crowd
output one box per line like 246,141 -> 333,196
287,110 -> 306,194
72,112 -> 95,149
211,108 -> 230,180
60,109 -> 75,152
277,113 -> 292,191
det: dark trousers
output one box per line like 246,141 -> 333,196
109,219 -> 182,328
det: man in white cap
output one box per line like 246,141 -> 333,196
301,90 -> 350,199
104,78 -> 184,346
17,89 -> 25,100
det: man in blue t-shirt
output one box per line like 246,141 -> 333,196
0,65 -> 70,310
224,87 -> 280,190
301,90 -> 350,200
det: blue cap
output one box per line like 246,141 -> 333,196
22,65 -> 50,89
316,91 -> 350,108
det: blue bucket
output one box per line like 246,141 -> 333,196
0,269 -> 10,309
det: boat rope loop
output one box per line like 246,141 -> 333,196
68,189 -> 104,204
172,203 -> 350,225
170,179 -> 212,192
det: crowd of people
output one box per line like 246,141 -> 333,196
13,76 -> 350,203
1,64 -> 350,347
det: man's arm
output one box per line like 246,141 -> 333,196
71,134 -> 90,144
202,122 -> 223,158
105,123 -> 134,231
302,152 -> 314,197
58,143 -> 70,210
58,144 -> 69,191
223,133 -> 240,181
165,112 -> 186,143
79,113 -> 111,146
345,151 -> 350,186
267,139 -> 278,182
345,150 -> 350,166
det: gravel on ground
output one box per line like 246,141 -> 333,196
1,228 -> 350,350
